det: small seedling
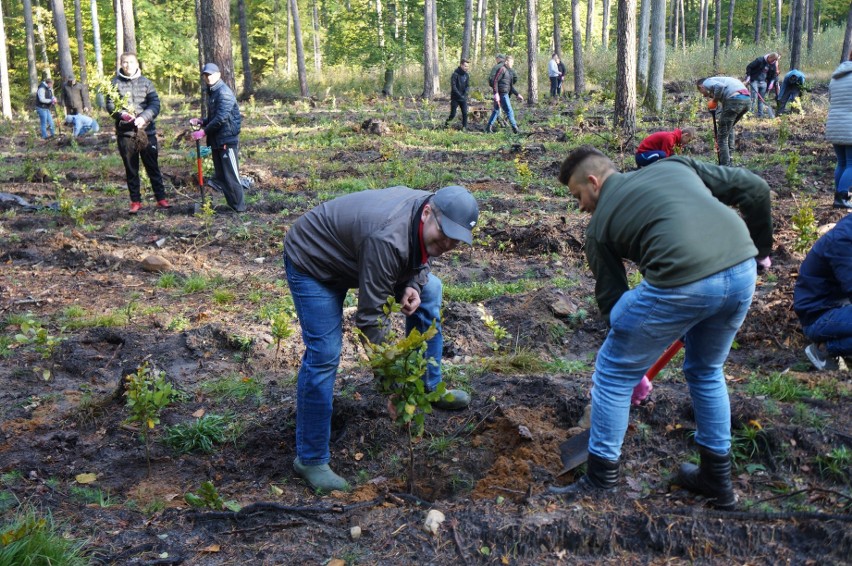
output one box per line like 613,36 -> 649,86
184,481 -> 240,511
124,363 -> 178,475
269,311 -> 293,360
478,303 -> 510,352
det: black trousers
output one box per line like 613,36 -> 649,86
550,76 -> 560,97
447,98 -> 468,128
209,142 -> 246,212
117,133 -> 165,203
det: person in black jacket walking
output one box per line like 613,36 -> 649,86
445,59 -> 470,130
486,55 -> 524,134
190,63 -> 246,212
744,52 -> 779,118
106,52 -> 170,214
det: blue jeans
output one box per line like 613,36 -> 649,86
36,107 -> 55,138
486,94 -> 518,130
802,305 -> 852,356
588,259 -> 756,461
635,150 -> 667,168
833,144 -> 852,197
749,81 -> 768,116
285,255 -> 444,465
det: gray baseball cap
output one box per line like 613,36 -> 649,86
431,186 -> 479,244
496,53 -> 506,61
202,63 -> 220,75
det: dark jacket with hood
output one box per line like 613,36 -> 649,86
106,67 -> 160,137
450,67 -> 469,101
745,55 -> 779,85
794,214 -> 852,327
203,79 -> 241,147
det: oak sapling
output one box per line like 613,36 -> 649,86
124,362 -> 178,475
356,297 -> 447,492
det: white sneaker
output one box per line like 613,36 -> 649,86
805,343 -> 838,371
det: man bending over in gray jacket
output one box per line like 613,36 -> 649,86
283,185 -> 479,491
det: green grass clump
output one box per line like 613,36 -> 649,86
201,373 -> 264,405
745,371 -> 808,402
156,272 -> 179,289
163,414 -> 233,454
182,274 -> 209,294
444,279 -> 542,302
0,509 -> 89,565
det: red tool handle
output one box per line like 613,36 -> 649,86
644,339 -> 684,381
195,139 -> 204,186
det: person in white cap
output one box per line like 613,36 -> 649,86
190,63 -> 246,212
283,185 -> 480,491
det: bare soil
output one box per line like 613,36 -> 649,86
0,91 -> 850,565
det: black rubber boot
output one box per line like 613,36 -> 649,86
675,446 -> 736,510
833,193 -> 852,209
549,453 -> 619,495
511,124 -> 520,134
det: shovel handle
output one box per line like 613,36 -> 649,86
195,139 -> 204,186
643,339 -> 684,381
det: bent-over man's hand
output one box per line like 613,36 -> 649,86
399,287 -> 421,316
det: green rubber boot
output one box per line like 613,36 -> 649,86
432,388 -> 471,410
293,457 -> 349,492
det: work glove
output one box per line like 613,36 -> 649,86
191,129 -> 206,141
756,256 -> 771,271
631,376 -> 653,406
189,117 -> 203,127
119,112 -> 134,122
133,116 -> 147,129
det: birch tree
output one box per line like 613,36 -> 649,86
637,0 -> 650,94
602,0 -> 611,48
572,0 -> 585,95
24,0 -> 38,95
526,0 -> 539,104
423,0 -> 438,98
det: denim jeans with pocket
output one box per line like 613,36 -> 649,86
486,94 -> 518,130
285,255 -> 444,465
36,107 -> 55,138
588,258 -> 756,461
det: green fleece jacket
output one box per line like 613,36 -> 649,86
586,157 -> 773,323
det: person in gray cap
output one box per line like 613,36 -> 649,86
190,62 -> 246,212
488,53 -> 507,86
283,185 -> 479,491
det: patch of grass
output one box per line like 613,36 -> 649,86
156,272 -> 179,289
545,357 -> 593,374
201,373 -> 264,405
182,274 -> 209,293
61,305 -> 87,319
0,335 -> 13,358
69,484 -> 112,507
426,433 -> 460,455
212,289 -> 236,305
0,509 -> 89,565
163,414 -> 234,454
444,279 -> 542,302
167,315 -> 191,332
815,446 -> 851,483
791,402 -> 827,429
480,349 -> 548,374
745,371 -> 808,402
731,421 -> 770,472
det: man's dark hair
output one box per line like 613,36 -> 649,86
696,78 -> 708,87
460,58 -> 470,65
558,145 -> 609,186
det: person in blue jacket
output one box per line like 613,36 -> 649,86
777,70 -> 805,115
794,215 -> 852,371
190,63 -> 246,212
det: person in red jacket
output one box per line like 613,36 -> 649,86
635,127 -> 696,168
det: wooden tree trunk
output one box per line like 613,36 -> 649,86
571,0 -> 585,95
478,0 -> 487,62
289,0 -> 308,95
510,4 -> 519,47
51,0 -> 75,83
790,0 -> 803,68
755,0 -> 763,42
602,0 -> 611,48
120,0 -> 135,54
726,0 -> 735,48
553,0 -> 562,56
23,0 -> 38,95
637,0 -> 651,93
842,0 -> 852,65
586,0 -> 594,50
312,0 -> 322,74
0,0 -> 12,118
526,0 -> 539,104
422,0 -> 436,98
462,0 -> 473,60
90,0 -> 103,76
431,0 -> 438,80
194,0 -> 207,112
273,0 -> 280,73
493,2 -> 499,53
201,0 -> 237,92
679,0 -> 685,49
775,0 -> 781,38
113,0 -> 122,71
73,0 -> 91,108
806,0 -> 814,52
615,0 -> 637,143
644,0 -> 665,111
698,0 -> 705,41
672,0 -> 679,47
238,0 -> 254,95
287,0 -> 292,76
713,0 -> 721,71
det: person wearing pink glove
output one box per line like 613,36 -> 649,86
105,52 -> 169,214
556,146 -> 773,510
189,63 -> 246,212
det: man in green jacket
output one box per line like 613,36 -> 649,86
283,185 -> 480,492
554,146 -> 772,510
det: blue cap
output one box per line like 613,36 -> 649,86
202,63 -> 220,75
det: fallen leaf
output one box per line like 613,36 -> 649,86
200,544 -> 220,553
354,452 -> 364,461
192,408 -> 205,418
75,473 -> 97,484
270,485 -> 283,496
